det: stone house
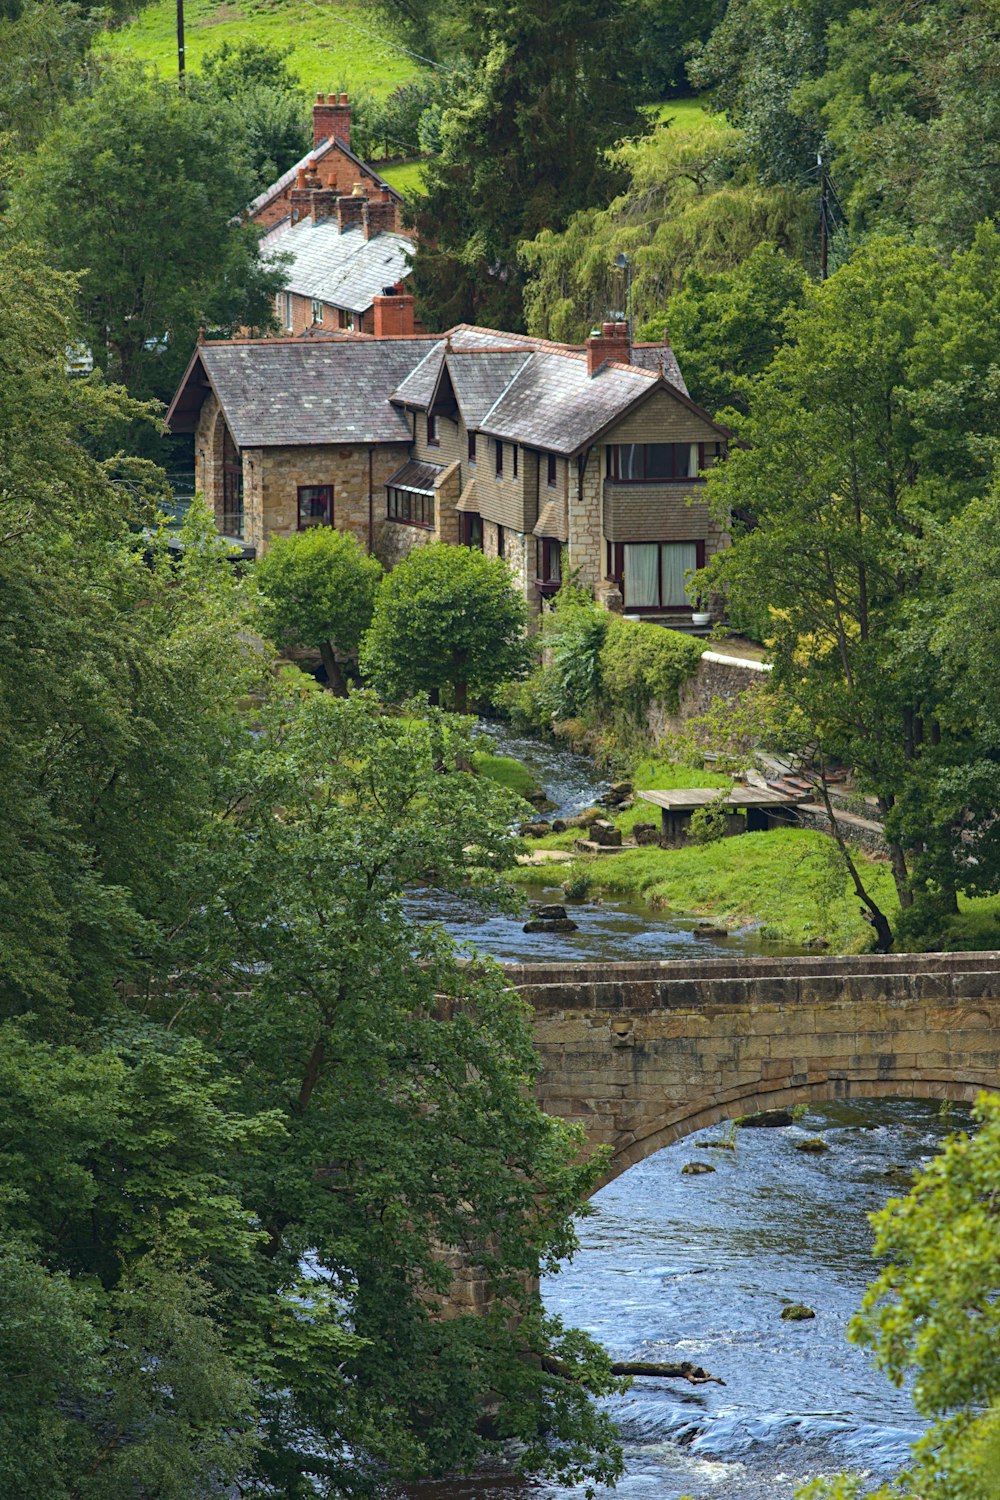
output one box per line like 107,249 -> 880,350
166,314 -> 731,619
247,92 -> 415,336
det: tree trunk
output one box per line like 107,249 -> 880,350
818,772 -> 894,950
540,1354 -> 723,1386
453,679 -> 469,715
319,640 -> 348,696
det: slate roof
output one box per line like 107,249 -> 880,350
386,458 -> 443,493
389,325 -> 710,456
628,341 -> 689,396
443,350 -> 533,425
166,338 -> 437,446
262,218 -> 414,314
247,136 -> 402,220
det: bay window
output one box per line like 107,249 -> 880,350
606,442 -> 721,482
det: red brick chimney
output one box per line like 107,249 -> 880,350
373,291 -> 415,338
363,198 -> 397,239
313,91 -> 351,149
336,183 -> 367,233
586,320 -> 629,377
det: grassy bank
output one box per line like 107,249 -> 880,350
474,750 -> 540,800
102,0 -> 421,94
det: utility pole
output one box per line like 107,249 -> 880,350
177,0 -> 186,89
818,153 -> 828,280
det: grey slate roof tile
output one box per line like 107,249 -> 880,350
628,341 -> 689,395
445,350 -> 533,425
190,339 -> 437,447
262,218 -> 414,314
478,352 -> 657,455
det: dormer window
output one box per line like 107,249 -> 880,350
546,453 -> 557,488
427,412 -> 439,447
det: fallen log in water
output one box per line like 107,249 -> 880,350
542,1355 -> 724,1386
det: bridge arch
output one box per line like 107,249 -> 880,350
504,954 -> 1000,1189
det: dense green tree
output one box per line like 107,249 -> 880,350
255,527 -> 383,694
803,0 -> 1000,251
0,236 -> 624,1494
521,122 -> 812,344
0,0 -> 97,151
639,241 -> 808,413
408,0 -> 648,329
197,39 -> 311,186
800,1093 -> 1000,1500
689,0 -> 852,185
16,65 -> 284,405
699,239 -> 949,948
361,542 -> 530,712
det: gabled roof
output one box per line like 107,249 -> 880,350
166,338 -> 437,446
247,135 -> 402,221
390,325 -> 725,457
261,217 -> 413,314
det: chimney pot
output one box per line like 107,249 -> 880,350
312,91 -> 352,149
316,92 -> 325,103
586,322 -> 628,376
295,166 -> 306,189
339,92 -> 349,104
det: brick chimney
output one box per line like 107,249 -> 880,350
310,188 -> 339,224
363,197 -> 397,239
586,320 -> 629,377
336,185 -> 367,233
373,290 -> 415,338
313,91 -> 351,149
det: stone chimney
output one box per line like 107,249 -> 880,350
363,197 -> 397,239
373,290 -> 416,338
336,186 -> 367,233
313,91 -> 351,149
586,320 -> 629,377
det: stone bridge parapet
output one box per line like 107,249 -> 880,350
500,953 -> 1000,1184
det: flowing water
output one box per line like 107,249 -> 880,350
405,728 -> 955,1497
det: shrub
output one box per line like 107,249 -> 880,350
598,616 -> 704,722
545,599 -> 609,718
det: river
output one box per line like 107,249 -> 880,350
406,726 -> 958,1498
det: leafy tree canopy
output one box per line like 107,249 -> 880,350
15,64 -> 284,407
196,39 -> 311,187
521,122 -> 812,345
699,234 -> 1000,948
254,526 -> 383,693
361,542 -> 530,712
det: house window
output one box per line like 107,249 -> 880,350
546,453 -> 557,488
606,540 -> 704,609
460,512 -> 483,549
512,445 -> 519,479
605,443 -> 707,482
339,309 -> 355,331
279,292 -> 294,331
298,485 -> 333,529
497,524 -> 505,559
495,440 -> 503,478
536,538 -> 561,596
222,426 -> 243,538
427,413 -> 439,447
386,487 -> 434,528
468,431 -> 477,465
310,299 -> 324,325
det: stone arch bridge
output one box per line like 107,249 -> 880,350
502,952 -> 1000,1185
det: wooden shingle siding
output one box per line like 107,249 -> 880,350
603,482 -> 712,543
609,387 -> 721,444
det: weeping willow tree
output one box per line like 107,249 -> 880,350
520,121 -> 812,344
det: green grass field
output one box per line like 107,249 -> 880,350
378,158 -> 427,195
102,0 -> 422,95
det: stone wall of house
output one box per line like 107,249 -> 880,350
569,447 -> 604,590
250,442 -> 409,553
646,650 -> 770,742
194,392 -> 225,531
375,517 -> 433,569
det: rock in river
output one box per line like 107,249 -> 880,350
681,1161 -> 716,1175
781,1303 -> 816,1321
794,1136 -> 829,1154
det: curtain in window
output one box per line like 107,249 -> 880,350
689,443 -> 700,477
661,542 -> 698,606
624,543 -> 660,607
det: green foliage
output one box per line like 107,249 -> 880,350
546,595 -> 610,719
802,1093 -> 1000,1499
521,121 -> 814,344
254,527 -> 383,692
0,241 -> 625,1493
647,241 -> 808,414
197,39 -> 311,184
598,614 -> 705,721
16,64 -> 285,405
804,0 -> 1000,252
0,0 -> 98,150
473,750 -> 539,799
361,542 -> 530,711
351,76 -> 446,161
408,0 -> 648,329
